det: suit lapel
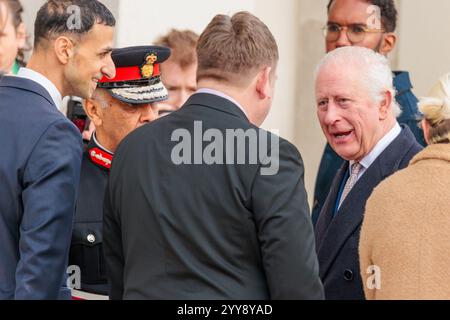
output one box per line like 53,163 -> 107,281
316,160 -> 383,279
315,126 -> 418,279
315,163 -> 347,249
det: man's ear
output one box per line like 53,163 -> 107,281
421,119 -> 430,145
84,98 -> 104,127
379,90 -> 393,120
255,66 -> 272,100
379,32 -> 396,55
54,36 -> 75,65
16,22 -> 27,49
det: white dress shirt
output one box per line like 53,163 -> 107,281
349,122 -> 402,181
17,67 -> 63,110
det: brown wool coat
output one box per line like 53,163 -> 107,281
359,143 -> 450,300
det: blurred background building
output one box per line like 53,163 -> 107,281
21,0 -> 450,206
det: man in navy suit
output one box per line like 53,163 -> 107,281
0,0 -> 116,300
313,46 -> 422,299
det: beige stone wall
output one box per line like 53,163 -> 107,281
293,0 -> 329,205
395,0 -> 450,96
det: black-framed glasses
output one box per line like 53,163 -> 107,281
322,23 -> 385,44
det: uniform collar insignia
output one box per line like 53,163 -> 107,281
88,133 -> 114,170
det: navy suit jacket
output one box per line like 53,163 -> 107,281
314,126 -> 422,300
0,76 -> 82,299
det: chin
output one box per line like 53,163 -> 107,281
333,146 -> 356,161
83,88 -> 95,100
72,88 -> 89,100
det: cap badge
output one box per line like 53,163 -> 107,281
141,52 -> 158,79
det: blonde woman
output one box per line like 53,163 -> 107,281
359,73 -> 450,300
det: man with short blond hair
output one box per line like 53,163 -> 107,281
104,11 -> 323,300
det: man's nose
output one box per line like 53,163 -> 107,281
176,90 -> 191,109
335,28 -> 352,48
140,104 -> 158,123
102,56 -> 116,79
322,103 -> 341,126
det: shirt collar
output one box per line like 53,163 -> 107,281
17,67 -> 63,110
350,122 -> 402,171
196,88 -> 249,118
92,132 -> 114,155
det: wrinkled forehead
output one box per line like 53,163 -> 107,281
316,59 -> 366,84
315,63 -> 367,96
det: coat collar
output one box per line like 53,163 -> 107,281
86,133 -> 113,171
183,92 -> 250,123
315,125 -> 420,279
393,71 -> 413,95
410,143 -> 450,165
17,68 -> 62,108
0,75 -> 56,108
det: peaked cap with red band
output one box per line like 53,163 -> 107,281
98,45 -> 171,105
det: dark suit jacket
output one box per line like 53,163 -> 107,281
314,126 -> 422,300
311,71 -> 426,225
0,76 -> 82,299
104,92 -> 324,300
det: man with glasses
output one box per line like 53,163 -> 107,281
312,0 -> 425,226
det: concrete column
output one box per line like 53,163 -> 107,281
396,0 -> 450,96
293,0 -> 329,205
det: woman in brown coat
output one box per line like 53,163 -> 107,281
359,73 -> 450,300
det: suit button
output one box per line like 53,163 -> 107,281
87,234 -> 96,243
344,269 -> 354,281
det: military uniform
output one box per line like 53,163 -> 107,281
69,135 -> 112,295
68,46 -> 171,298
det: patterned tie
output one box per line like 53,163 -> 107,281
338,162 -> 362,210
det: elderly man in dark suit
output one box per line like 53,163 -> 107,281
104,11 -> 324,300
314,46 -> 422,300
311,0 -> 426,226
0,0 -> 115,300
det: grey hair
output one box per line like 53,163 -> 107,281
91,89 -> 110,109
314,46 -> 402,118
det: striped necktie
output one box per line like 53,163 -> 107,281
338,162 -> 362,209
